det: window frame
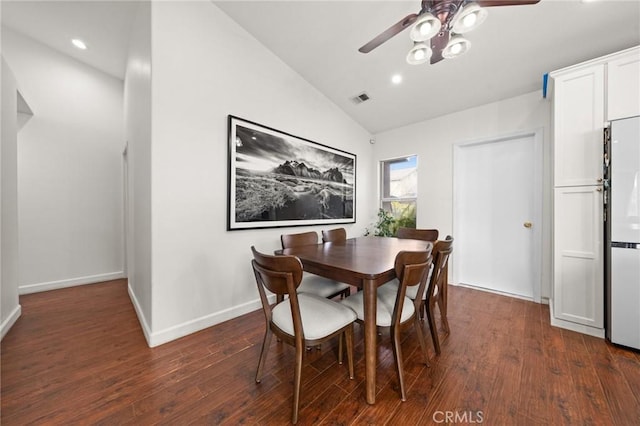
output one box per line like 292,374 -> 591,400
379,154 -> 418,217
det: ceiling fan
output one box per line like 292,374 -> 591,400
359,0 -> 540,65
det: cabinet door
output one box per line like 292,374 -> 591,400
607,48 -> 640,121
553,65 -> 605,187
553,186 -> 604,328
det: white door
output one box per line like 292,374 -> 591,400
552,64 -> 605,187
454,131 -> 542,301
607,48 -> 640,121
553,186 -> 603,327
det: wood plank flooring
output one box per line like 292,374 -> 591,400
2,279 -> 639,424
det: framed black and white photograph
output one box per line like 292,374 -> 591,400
227,115 -> 356,230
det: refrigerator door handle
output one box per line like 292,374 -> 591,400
611,241 -> 640,249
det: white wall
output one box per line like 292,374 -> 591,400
1,57 -> 21,339
124,1 -> 153,342
146,1 -> 373,345
1,28 -> 125,293
373,91 -> 553,298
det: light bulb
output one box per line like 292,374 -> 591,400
419,22 -> 432,36
407,42 -> 431,64
451,3 -> 487,34
451,42 -> 462,55
410,13 -> 441,41
463,12 -> 477,28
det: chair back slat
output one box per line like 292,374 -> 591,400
427,236 -> 454,296
322,228 -> 346,243
281,231 -> 319,249
251,246 -> 303,295
401,260 -> 431,288
396,227 -> 439,241
394,246 -> 432,282
391,248 -> 433,329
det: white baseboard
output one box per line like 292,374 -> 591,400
549,299 -> 605,338
127,282 -> 152,345
19,271 -> 126,295
1,304 -> 22,340
146,295 -> 274,348
452,282 -> 539,303
126,280 -> 275,348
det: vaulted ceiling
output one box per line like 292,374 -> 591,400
3,0 -> 639,133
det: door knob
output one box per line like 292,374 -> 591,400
524,222 -> 533,228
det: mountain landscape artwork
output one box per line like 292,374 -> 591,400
228,116 -> 356,230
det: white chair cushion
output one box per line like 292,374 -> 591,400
272,293 -> 357,340
297,273 -> 351,298
340,285 -> 414,327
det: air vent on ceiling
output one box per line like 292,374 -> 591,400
350,92 -> 371,105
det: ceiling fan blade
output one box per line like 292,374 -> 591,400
358,13 -> 419,53
430,30 -> 450,65
476,0 -> 540,7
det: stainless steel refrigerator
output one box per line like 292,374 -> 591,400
606,115 -> 640,350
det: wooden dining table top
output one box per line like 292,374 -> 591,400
280,236 -> 432,286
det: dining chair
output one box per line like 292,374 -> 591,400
340,247 -> 433,401
251,246 -> 356,424
396,227 -> 439,241
281,232 -> 351,300
423,236 -> 453,354
383,236 -> 453,355
321,227 -> 347,243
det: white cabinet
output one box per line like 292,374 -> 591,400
547,49 -> 640,337
551,47 -> 639,336
553,187 -> 604,329
553,64 -> 605,187
607,48 -> 640,121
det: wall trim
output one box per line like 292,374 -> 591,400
127,282 -> 152,346
451,282 -> 551,306
452,282 -> 537,303
1,304 -> 22,340
146,295 -> 275,348
19,271 -> 126,295
549,299 -> 605,338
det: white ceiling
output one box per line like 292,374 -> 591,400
1,1 -> 138,80
2,1 -> 639,134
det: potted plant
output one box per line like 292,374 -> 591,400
365,208 -> 396,237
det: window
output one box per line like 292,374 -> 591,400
380,155 -> 417,229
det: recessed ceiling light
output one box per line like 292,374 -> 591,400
71,39 -> 87,50
391,74 -> 402,85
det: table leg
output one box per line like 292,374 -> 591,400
363,278 -> 377,404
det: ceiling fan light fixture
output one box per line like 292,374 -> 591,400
451,2 -> 488,34
406,42 -> 431,65
442,36 -> 471,59
409,13 -> 441,42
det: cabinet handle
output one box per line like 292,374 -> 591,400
597,187 -> 603,192
597,178 -> 603,183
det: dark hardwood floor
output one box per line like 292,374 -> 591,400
2,279 -> 639,425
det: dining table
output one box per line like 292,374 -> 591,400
280,235 -> 433,404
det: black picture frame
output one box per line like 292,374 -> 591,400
227,115 -> 356,230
